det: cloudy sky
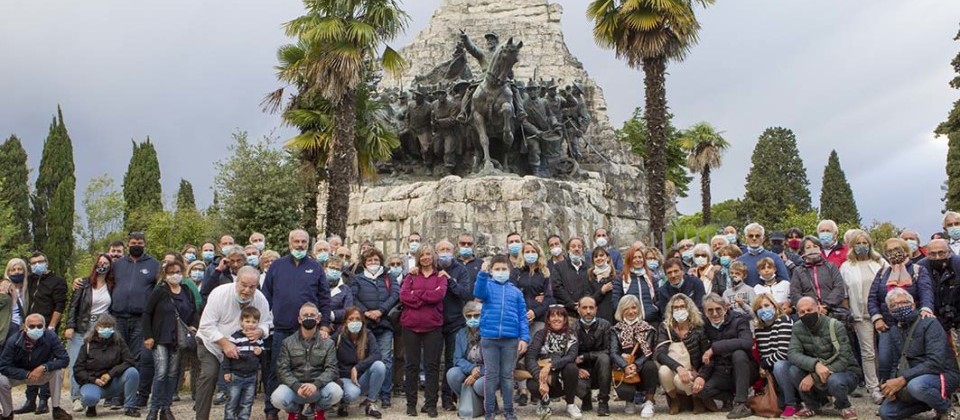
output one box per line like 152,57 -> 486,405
2,0 -> 959,238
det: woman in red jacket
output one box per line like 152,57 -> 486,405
399,244 -> 448,418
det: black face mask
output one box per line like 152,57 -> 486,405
129,246 -> 145,258
800,312 -> 820,330
931,258 -> 950,272
8,274 -> 23,284
770,244 -> 784,255
300,318 -> 318,330
95,265 -> 110,275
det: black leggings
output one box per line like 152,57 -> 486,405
528,363 -> 579,405
615,360 -> 659,402
403,328 -> 442,408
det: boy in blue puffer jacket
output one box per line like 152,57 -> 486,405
474,254 -> 530,420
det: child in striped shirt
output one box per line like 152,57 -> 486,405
222,306 -> 265,420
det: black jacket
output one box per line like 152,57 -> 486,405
700,311 -> 754,380
0,329 -> 69,380
333,330 -> 381,379
550,259 -> 592,316
66,280 -> 109,333
141,284 -> 199,346
200,268 -> 235,303
526,328 -> 579,378
25,272 -> 67,325
919,255 -> 960,330
574,318 -> 612,366
895,316 -> 960,382
610,322 -> 657,369
654,323 -> 710,372
73,336 -> 135,386
513,268 -> 554,323
110,254 -> 159,317
441,261 -> 474,334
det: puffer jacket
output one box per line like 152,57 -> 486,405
73,336 -> 135,386
329,285 -> 354,331
788,315 -> 861,382
474,271 -> 530,342
895,315 -> 960,381
350,270 -> 399,333
868,262 -> 935,325
700,311 -> 754,380
0,329 -> 69,380
655,323 -> 710,372
789,261 -> 846,309
276,332 -> 338,392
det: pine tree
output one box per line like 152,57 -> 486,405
819,150 -> 861,225
936,24 -> 960,210
175,179 -> 196,213
123,138 -> 163,231
742,127 -> 812,227
31,107 -> 75,273
0,135 -> 32,249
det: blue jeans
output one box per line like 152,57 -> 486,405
150,344 -> 180,410
116,315 -> 154,399
80,367 -> 140,410
772,360 -> 799,408
879,374 -> 960,420
66,332 -> 85,401
878,324 -> 903,382
270,383 -> 343,413
225,374 -> 257,420
787,365 -> 858,410
446,367 -> 485,398
372,329 -> 393,401
341,361 -> 387,404
480,338 -> 518,419
266,329 -> 295,414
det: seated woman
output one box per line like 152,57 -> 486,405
334,307 -> 385,419
73,314 -> 140,417
609,295 -> 659,417
445,302 -> 484,406
654,294 -> 710,415
752,293 -> 798,417
526,305 -> 581,419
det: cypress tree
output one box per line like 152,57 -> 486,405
936,24 -> 960,210
0,135 -> 32,248
31,107 -> 75,273
742,127 -> 812,227
175,179 -> 196,213
819,150 -> 861,225
123,138 -> 163,231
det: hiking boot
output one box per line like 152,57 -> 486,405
52,406 -> 73,420
85,406 -> 97,417
596,401 -> 609,417
13,400 -> 36,415
727,403 -> 752,419
580,399 -> 592,412
36,399 -> 50,415
123,408 -> 141,418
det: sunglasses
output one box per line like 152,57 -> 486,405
465,315 -> 480,320
746,234 -> 762,239
459,242 -> 474,246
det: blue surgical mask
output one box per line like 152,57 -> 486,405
184,252 -> 196,263
347,321 -> 363,334
854,245 -> 870,256
235,295 -> 252,305
30,263 -> 46,276
409,242 -> 421,253
747,246 -> 763,256
570,254 -> 584,265
325,269 -> 342,282
719,256 -> 731,267
246,255 -> 260,267
523,253 -> 538,265
26,327 -> 44,340
681,250 -> 694,262
646,260 -> 659,271
389,266 -> 402,277
459,247 -> 474,257
580,317 -> 597,326
438,253 -> 454,266
670,278 -> 684,289
757,307 -> 775,322
631,267 -> 645,276
726,234 -> 737,244
291,249 -> 307,260
316,251 -> 329,263
466,317 -> 481,329
950,227 -> 960,241
905,240 -> 919,253
491,271 -> 510,284
190,270 -> 204,282
711,321 -> 723,330
508,243 -> 522,256
202,251 -> 215,262
97,328 -> 115,339
818,232 -> 835,246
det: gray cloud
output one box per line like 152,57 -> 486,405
1,0 -> 958,238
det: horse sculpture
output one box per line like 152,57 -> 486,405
467,38 -> 523,173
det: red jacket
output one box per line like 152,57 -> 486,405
399,270 -> 447,333
822,243 -> 848,269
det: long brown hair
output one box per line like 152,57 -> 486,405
621,246 -> 644,283
87,253 -> 116,293
338,307 -> 367,360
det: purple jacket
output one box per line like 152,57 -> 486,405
399,270 -> 447,333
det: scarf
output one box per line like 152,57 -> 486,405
466,331 -> 482,364
615,319 -> 653,357
541,330 -> 576,358
886,265 -> 913,288
593,264 -> 612,280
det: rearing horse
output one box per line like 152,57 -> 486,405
469,38 -> 523,172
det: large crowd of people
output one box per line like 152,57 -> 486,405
2,214 -> 960,420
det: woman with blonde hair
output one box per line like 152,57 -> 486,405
654,293 -> 710,414
839,229 -> 886,404
610,295 -> 658,417
399,243 -> 447,417
514,240 -> 553,336
751,293 -> 797,416
642,247 -> 666,288
0,258 -> 26,345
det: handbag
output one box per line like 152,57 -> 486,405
747,378 -> 781,418
169,295 -> 197,352
612,343 -> 642,385
666,328 -> 692,369
458,382 -> 484,418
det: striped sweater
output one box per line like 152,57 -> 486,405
755,315 -> 793,370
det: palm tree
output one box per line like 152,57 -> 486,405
587,0 -> 713,248
679,122 -> 729,225
266,0 -> 408,238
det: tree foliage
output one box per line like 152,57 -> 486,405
819,150 -> 861,225
175,179 -> 197,214
215,131 -> 306,253
742,127 -> 812,228
616,107 -> 691,198
936,25 -> 960,211
78,174 -> 125,253
865,220 -> 903,247
0,135 -> 31,252
31,107 -> 75,275
144,210 -> 218,258
680,122 -> 729,224
123,138 -> 162,232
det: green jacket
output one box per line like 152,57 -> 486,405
788,316 -> 861,386
277,331 -> 338,392
0,293 -> 11,347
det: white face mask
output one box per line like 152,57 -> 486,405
595,237 -> 608,248
693,256 -> 709,267
550,246 -> 563,257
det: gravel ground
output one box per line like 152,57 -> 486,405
4,385 -> 899,419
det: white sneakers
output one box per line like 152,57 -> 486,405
73,399 -> 84,412
641,400 -> 656,418
566,403 -> 583,419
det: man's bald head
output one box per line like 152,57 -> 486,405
796,297 -> 818,315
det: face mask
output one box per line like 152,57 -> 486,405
580,317 -> 597,326
347,321 -> 363,334
570,254 -> 584,265
326,269 -> 342,282
246,255 -> 260,267
316,252 -> 329,263
291,249 -> 307,260
726,234 -> 737,244
719,256 -> 731,267
747,246 -> 763,256
438,253 -> 454,267
595,237 -> 608,248
26,328 -> 44,340
731,276 -> 743,285
507,243 -> 522,256
95,264 -> 110,275
949,227 -> 960,241
887,250 -> 908,265
670,278 -> 684,289
190,270 -> 204,282
459,247 -> 474,258
803,252 -> 823,264
366,264 -> 381,274
466,318 -> 481,329
800,312 -> 820,330
891,306 -> 914,323
932,258 -> 950,272
389,266 -> 403,277
770,244 -> 784,255
711,321 -> 723,329
253,242 -> 265,251
523,253 -> 538,265
757,307 -> 775,322
166,274 -> 183,285
184,253 -> 196,263
595,262 -> 609,271
788,238 -> 802,251
97,328 -> 115,339
673,309 -> 689,322
818,232 -> 835,246
681,250 -> 694,262
905,240 -> 919,253
760,274 -> 775,284
409,242 -> 421,253
693,256 -> 708,267
631,267 -> 645,276
491,271 -> 510,284
202,251 -> 215,262
550,247 -> 563,257
235,295 -> 252,305
30,263 -> 47,276
8,274 -> 24,284
646,260 -> 660,270
129,245 -> 145,258
854,245 -> 870,256
300,317 -> 318,330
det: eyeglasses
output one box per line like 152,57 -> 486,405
929,251 -> 950,258
694,254 -> 709,258
705,307 -> 725,314
746,234 -> 762,239
26,324 -> 44,330
671,305 -> 687,310
465,315 -> 480,320
459,242 -> 474,246
388,263 -> 403,267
